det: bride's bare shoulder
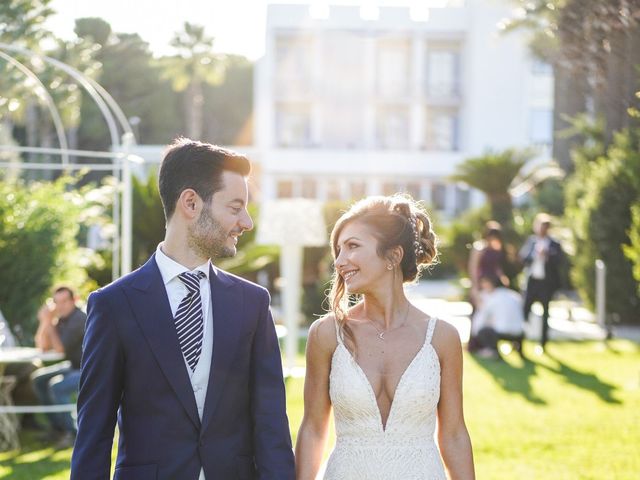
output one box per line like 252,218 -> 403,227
307,314 -> 339,354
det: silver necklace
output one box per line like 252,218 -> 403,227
369,303 -> 411,340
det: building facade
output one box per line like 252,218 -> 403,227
255,0 -> 553,217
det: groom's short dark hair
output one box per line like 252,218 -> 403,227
158,138 -> 251,220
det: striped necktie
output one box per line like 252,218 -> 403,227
175,271 -> 207,372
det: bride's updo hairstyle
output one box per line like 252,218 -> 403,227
328,194 -> 438,349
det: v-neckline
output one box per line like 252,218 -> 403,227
339,320 -> 432,433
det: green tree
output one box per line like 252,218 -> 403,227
507,0 -> 640,169
74,19 -> 181,163
451,149 -> 532,226
566,128 -> 640,323
161,22 -> 226,139
0,176 -> 105,341
203,55 -> 254,145
131,169 -> 165,267
624,204 -> 640,295
0,0 -> 54,47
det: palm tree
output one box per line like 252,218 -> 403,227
451,148 -> 532,225
161,22 -> 225,139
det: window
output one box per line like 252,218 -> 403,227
276,103 -> 311,148
383,181 -> 399,196
455,185 -> 470,214
376,38 -> 411,98
326,179 -> 342,201
301,178 -> 317,199
406,182 -> 422,201
529,109 -> 553,145
349,180 -> 367,200
275,34 -> 313,95
320,32 -> 366,148
531,59 -> 552,75
376,106 -> 409,149
277,180 -> 294,198
431,183 -> 447,210
425,108 -> 459,151
425,46 -> 460,98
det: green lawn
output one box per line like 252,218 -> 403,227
1,340 -> 639,479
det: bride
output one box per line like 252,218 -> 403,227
295,195 -> 475,479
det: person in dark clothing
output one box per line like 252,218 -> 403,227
519,214 -> 564,354
30,286 -> 86,448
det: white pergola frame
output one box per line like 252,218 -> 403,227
0,43 -> 142,280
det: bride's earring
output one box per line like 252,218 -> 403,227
387,264 -> 394,270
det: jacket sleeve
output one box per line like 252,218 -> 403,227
519,237 -> 534,265
250,288 -> 296,480
71,289 -> 125,480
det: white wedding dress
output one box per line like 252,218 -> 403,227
324,317 -> 446,480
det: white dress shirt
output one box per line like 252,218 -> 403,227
155,244 -> 214,480
472,287 -> 525,336
531,236 -> 551,280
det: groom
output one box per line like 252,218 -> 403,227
71,139 -> 295,479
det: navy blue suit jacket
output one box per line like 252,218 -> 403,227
71,255 -> 295,480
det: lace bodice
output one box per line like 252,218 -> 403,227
324,317 -> 446,480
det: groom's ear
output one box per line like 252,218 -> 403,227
177,189 -> 200,220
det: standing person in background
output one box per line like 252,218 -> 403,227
519,213 -> 565,354
31,286 -> 86,448
71,138 -> 295,480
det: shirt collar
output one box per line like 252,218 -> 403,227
155,243 -> 213,286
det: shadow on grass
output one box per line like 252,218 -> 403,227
469,349 -> 546,405
604,338 -> 640,355
0,431 -> 71,480
539,352 -> 622,404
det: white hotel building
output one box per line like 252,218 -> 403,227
254,0 -> 554,217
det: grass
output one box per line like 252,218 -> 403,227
1,340 -> 639,479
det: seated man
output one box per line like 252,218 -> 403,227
30,286 -> 86,448
472,274 -> 525,359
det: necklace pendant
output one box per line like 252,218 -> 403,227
378,332 -> 385,340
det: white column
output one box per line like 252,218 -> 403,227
410,33 -> 425,150
121,133 -> 134,276
281,245 -> 303,372
364,35 -> 377,149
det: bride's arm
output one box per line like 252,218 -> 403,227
434,321 -> 476,480
295,317 -> 336,480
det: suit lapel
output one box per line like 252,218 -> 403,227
201,267 -> 245,432
125,255 -> 201,430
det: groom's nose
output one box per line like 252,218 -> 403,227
239,209 -> 253,231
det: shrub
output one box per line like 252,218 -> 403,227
0,177 -> 103,342
566,129 -> 640,323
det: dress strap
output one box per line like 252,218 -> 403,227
425,317 -> 437,345
334,318 -> 344,345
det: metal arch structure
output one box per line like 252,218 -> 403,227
0,51 -> 70,165
0,43 -> 141,280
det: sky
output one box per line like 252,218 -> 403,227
46,0 -> 446,60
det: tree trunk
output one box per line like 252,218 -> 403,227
186,80 -> 204,139
488,192 -> 513,227
624,24 -> 640,133
552,61 -> 588,172
603,28 -> 627,144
